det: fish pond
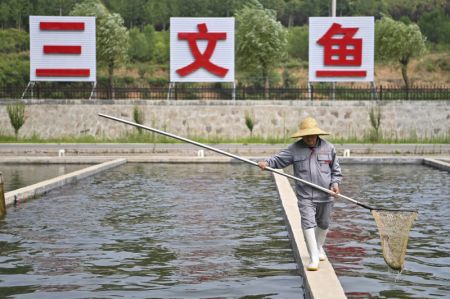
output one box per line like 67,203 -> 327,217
0,163 -> 301,298
0,163 -> 448,298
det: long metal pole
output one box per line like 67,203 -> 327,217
99,113 -> 377,210
0,173 -> 6,217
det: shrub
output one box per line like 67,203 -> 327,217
245,111 -> 255,137
132,105 -> 145,134
7,102 -> 26,139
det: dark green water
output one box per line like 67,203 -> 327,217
0,164 -> 92,193
0,163 -> 302,298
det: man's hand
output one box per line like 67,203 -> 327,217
258,161 -> 268,170
330,184 -> 340,197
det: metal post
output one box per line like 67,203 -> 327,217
232,81 -> 236,101
167,82 -> 174,100
370,81 -> 377,100
331,0 -> 336,100
89,81 -> 97,100
0,173 -> 6,217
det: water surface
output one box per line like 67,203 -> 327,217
328,164 -> 450,298
0,163 -> 301,298
0,164 -> 92,192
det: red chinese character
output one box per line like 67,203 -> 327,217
317,22 -> 362,66
37,21 -> 89,77
177,23 -> 228,77
315,22 -> 366,78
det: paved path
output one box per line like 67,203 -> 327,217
0,143 -> 449,156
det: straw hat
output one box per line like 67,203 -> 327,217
291,117 -> 329,138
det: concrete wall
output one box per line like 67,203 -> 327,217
0,99 -> 448,140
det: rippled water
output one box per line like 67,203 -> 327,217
0,164 -> 92,193
328,164 -> 450,298
0,163 -> 301,298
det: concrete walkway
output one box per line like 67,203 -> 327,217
273,170 -> 347,299
4,158 -> 126,207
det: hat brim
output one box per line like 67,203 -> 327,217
291,128 -> 329,138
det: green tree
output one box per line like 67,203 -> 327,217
70,0 -> 129,98
0,2 -> 11,29
287,26 -> 308,61
7,102 -> 26,140
145,0 -> 177,30
8,0 -> 32,30
418,9 -> 450,44
33,0 -> 79,16
348,0 -> 386,18
106,0 -> 148,28
153,31 -> 169,64
236,1 -> 287,97
128,25 -> 154,62
375,16 -> 426,89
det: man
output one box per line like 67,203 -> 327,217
258,116 -> 342,271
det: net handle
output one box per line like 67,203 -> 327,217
98,113 -> 413,213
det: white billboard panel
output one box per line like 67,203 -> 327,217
170,17 -> 234,82
309,17 -> 374,82
30,16 -> 96,82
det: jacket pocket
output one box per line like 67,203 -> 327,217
317,154 -> 332,173
294,154 -> 309,173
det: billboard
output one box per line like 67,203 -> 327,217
170,17 -> 234,82
309,17 -> 374,82
30,16 -> 96,82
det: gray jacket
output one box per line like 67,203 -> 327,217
265,137 -> 342,202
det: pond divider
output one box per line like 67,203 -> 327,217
272,170 -> 347,299
4,158 -> 126,207
423,158 -> 450,172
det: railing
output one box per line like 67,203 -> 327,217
1,84 -> 449,100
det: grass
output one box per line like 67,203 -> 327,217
0,131 -> 448,144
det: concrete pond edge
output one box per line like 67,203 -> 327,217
4,158 -> 127,207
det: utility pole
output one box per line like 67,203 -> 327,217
331,0 -> 336,100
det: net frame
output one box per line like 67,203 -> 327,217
371,209 -> 418,271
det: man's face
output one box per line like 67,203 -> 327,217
303,135 -> 318,147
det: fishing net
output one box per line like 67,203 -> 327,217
371,209 -> 418,270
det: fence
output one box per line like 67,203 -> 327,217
1,84 -> 449,100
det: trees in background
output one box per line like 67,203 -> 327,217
0,0 -> 448,88
70,0 -> 129,97
418,9 -> 450,44
129,25 -> 155,62
236,1 -> 287,95
375,16 -> 427,88
287,26 -> 308,61
0,0 -> 448,30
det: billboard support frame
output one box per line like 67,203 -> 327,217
21,81 -> 35,100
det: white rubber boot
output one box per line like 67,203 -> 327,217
303,228 -> 320,271
315,227 -> 328,261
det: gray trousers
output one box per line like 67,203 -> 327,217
298,200 -> 334,230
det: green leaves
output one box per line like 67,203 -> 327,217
7,102 -> 26,139
70,0 -> 129,69
236,2 -> 287,89
375,16 -> 426,64
375,16 -> 427,87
